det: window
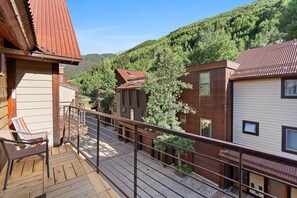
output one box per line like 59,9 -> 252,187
200,118 -> 211,137
199,72 -> 210,96
242,121 -> 259,136
281,79 -> 297,98
180,114 -> 186,123
130,108 -> 135,120
282,126 -> 297,154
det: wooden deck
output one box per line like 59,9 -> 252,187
0,144 -> 119,198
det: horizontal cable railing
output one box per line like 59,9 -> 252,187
62,106 -> 297,198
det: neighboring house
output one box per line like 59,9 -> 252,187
179,60 -> 239,185
59,67 -> 79,109
223,40 -> 297,198
113,68 -> 156,155
0,0 -> 81,170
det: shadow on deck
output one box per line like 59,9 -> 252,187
0,144 -> 119,198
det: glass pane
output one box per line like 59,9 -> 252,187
201,119 -> 211,137
200,84 -> 210,96
285,80 -> 297,96
200,72 -> 210,84
286,129 -> 297,151
244,123 -> 256,133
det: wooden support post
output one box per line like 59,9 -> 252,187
52,63 -> 60,146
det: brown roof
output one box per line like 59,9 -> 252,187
187,60 -> 239,73
219,150 -> 297,184
116,68 -> 145,82
29,0 -> 82,63
231,40 -> 297,80
117,80 -> 145,90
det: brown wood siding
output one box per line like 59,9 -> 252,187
179,67 -> 232,184
0,55 -> 8,171
119,89 -> 151,153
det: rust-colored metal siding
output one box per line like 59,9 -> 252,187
231,40 -> 297,80
179,62 -> 236,184
29,0 -> 81,60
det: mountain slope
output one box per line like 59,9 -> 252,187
64,53 -> 115,78
111,0 -> 284,70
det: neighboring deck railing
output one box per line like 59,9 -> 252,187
61,105 -> 297,198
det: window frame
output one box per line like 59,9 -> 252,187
242,120 -> 259,136
199,71 -> 210,96
200,118 -> 212,138
281,78 -> 297,99
282,126 -> 297,155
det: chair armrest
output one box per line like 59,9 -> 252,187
12,130 -> 48,135
0,138 -> 47,145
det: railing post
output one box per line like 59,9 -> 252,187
96,115 -> 100,174
133,125 -> 138,198
68,106 -> 71,142
77,109 -> 80,155
239,152 -> 242,198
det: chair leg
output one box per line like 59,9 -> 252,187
46,144 -> 49,177
9,160 -> 14,175
3,160 -> 12,190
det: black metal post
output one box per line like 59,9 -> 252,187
96,115 -> 100,174
239,152 -> 242,198
133,125 -> 138,198
77,109 -> 80,155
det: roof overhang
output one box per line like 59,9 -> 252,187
187,60 -> 240,73
0,0 -> 36,53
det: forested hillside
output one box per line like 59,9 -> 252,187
72,0 -> 296,99
111,0 -> 284,70
64,53 -> 115,78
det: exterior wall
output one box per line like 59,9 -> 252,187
233,78 -> 297,158
60,85 -> 76,104
0,56 -> 8,170
119,89 -> 152,154
292,187 -> 297,198
110,92 -> 121,117
249,173 -> 264,198
15,60 -> 54,145
179,67 -> 234,184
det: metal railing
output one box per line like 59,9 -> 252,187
62,105 -> 297,198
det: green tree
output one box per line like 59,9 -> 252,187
279,0 -> 297,40
189,27 -> 239,65
142,47 -> 196,170
73,59 -> 116,113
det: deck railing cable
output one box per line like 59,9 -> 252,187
63,106 -> 297,198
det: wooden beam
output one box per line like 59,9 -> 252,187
7,58 -> 16,128
0,47 -> 26,56
52,63 -> 60,146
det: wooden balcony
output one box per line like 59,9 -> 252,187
0,144 -> 119,198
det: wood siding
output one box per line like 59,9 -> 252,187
233,78 -> 297,158
179,66 -> 234,184
0,55 -> 8,170
15,60 -> 54,145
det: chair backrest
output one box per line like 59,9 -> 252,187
0,130 -> 17,156
12,117 -> 31,133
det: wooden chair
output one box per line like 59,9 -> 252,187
0,130 -> 49,190
11,117 -> 47,142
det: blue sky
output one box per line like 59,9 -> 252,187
67,0 -> 255,55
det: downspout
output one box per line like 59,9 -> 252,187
10,0 -> 31,51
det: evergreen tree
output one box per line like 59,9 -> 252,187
279,0 -> 297,40
142,47 -> 196,170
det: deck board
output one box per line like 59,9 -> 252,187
0,144 -> 119,198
